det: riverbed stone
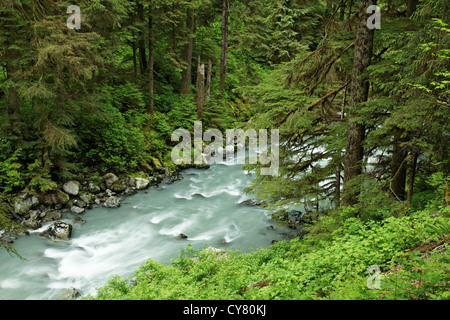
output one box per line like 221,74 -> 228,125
39,221 -> 72,241
79,192 -> 94,205
63,181 -> 80,196
134,177 -> 150,190
59,287 -> 81,300
41,210 -> 62,223
104,173 -> 119,189
111,182 -> 126,193
103,196 -> 121,208
238,199 -> 267,207
88,182 -> 101,193
71,206 -> 86,215
24,210 -> 42,230
14,194 -> 39,215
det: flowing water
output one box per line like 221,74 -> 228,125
0,155 -> 289,300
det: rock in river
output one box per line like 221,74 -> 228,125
63,181 -> 80,196
103,196 -> 121,208
39,221 -> 72,241
71,206 -> 86,215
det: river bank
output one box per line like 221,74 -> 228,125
0,156 -> 211,245
0,152 -> 299,300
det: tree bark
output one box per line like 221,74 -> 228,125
407,0 -> 418,17
131,32 -> 138,84
148,1 -> 154,114
3,4 -> 20,122
335,162 -> 342,209
180,7 -> 195,95
342,0 -> 376,207
407,151 -> 419,204
136,0 -> 147,76
219,0 -> 229,93
196,57 -> 205,119
206,59 -> 212,102
390,134 -> 408,201
347,0 -> 354,21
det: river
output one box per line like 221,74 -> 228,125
0,154 -> 290,300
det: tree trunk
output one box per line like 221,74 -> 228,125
407,0 -> 418,17
4,5 -> 20,123
339,1 -> 346,21
136,0 -> 147,76
219,0 -> 229,93
196,57 -> 205,119
148,1 -> 154,114
131,33 -> 138,84
347,0 -> 354,21
407,151 -> 419,204
180,7 -> 195,95
342,0 -> 376,207
335,162 -> 342,209
206,59 -> 212,102
390,134 -> 408,201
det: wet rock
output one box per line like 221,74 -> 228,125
111,182 -> 126,193
71,206 -> 86,215
79,192 -> 94,205
41,210 -> 62,223
24,210 -> 42,230
55,190 -> 70,206
176,233 -> 188,239
135,177 -> 150,190
14,193 -> 39,215
104,173 -> 119,189
238,199 -> 267,207
39,221 -> 72,241
59,287 -> 81,300
73,199 -> 86,208
73,217 -> 86,225
124,188 -> 137,196
103,196 -> 121,208
88,182 -> 101,194
63,181 -> 80,196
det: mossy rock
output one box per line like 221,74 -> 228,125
150,157 -> 163,169
110,182 -> 126,193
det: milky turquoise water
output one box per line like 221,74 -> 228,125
0,155 -> 288,300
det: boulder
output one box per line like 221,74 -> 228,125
24,211 -> 42,230
79,192 -> 94,205
126,176 -> 136,188
88,182 -> 101,194
39,221 -> 72,241
41,210 -> 62,223
110,182 -> 126,193
176,233 -> 188,239
14,194 -> 39,215
103,196 -> 121,208
70,206 -> 86,215
134,177 -> 150,190
73,217 -> 86,225
73,199 -> 86,208
63,181 -> 80,196
124,188 -> 137,196
59,287 -> 81,300
55,189 -> 70,205
238,199 -> 267,207
104,173 -> 119,189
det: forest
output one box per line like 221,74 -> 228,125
0,0 -> 449,300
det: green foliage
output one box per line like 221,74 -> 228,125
88,202 -> 450,300
75,103 -> 147,173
